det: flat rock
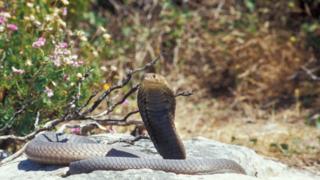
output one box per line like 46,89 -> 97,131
0,133 -> 318,180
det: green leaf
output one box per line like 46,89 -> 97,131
244,0 -> 256,12
35,76 -> 48,92
316,117 -> 320,129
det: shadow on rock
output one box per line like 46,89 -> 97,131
18,160 -> 65,172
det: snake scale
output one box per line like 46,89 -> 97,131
25,73 -> 246,175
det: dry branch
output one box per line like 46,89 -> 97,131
90,84 -> 140,119
95,119 -> 143,126
81,56 -> 159,116
0,117 -> 67,141
107,135 -> 149,145
33,111 -> 40,129
175,90 -> 193,97
289,58 -> 320,82
77,92 -> 98,113
301,66 -> 320,81
0,102 -> 30,133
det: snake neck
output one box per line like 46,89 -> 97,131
138,73 -> 186,159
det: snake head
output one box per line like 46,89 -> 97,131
142,73 -> 170,87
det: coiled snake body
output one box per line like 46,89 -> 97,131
25,73 -> 246,175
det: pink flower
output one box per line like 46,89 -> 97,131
11,66 -> 25,74
71,60 -> 84,67
58,42 -> 68,48
44,86 -> 54,97
70,127 -> 81,135
78,60 -> 84,65
7,24 -> 18,31
108,126 -> 116,133
32,37 -> 46,48
52,58 -> 61,67
62,7 -> 68,16
122,99 -> 129,106
63,74 -> 69,81
0,16 -> 6,25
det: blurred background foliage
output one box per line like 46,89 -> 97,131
0,0 -> 320,171
88,0 -> 320,122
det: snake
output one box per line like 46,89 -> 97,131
25,73 -> 246,175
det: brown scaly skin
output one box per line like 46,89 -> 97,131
137,73 -> 186,159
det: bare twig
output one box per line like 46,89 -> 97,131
121,110 -> 140,121
90,110 -> 141,126
130,56 -> 159,74
95,119 -> 143,126
57,121 -> 108,134
175,90 -> 193,97
77,92 -> 98,113
214,0 -> 225,18
81,86 -> 117,116
107,135 -> 149,145
0,103 -> 29,132
90,84 -> 140,118
68,70 -> 92,112
288,57 -> 320,81
0,116 -> 69,141
108,0 -> 124,14
34,111 -> 40,129
81,56 -> 159,116
0,109 -> 141,142
301,66 -> 320,81
0,128 -> 48,141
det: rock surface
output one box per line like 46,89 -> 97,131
0,133 -> 318,180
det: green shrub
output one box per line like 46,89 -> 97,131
0,0 -> 109,135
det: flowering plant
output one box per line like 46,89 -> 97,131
0,1 -> 107,135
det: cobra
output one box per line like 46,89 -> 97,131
25,73 -> 246,175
